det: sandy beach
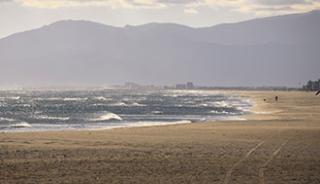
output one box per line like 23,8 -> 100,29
1,91 -> 320,184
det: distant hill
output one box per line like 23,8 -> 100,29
0,11 -> 319,87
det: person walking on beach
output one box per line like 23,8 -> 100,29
275,96 -> 278,101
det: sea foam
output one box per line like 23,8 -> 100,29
91,112 -> 122,121
9,122 -> 32,128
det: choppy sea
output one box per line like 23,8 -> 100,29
0,89 -> 251,132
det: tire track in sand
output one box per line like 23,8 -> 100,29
223,140 -> 265,184
258,140 -> 289,184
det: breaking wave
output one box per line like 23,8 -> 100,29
92,96 -> 110,101
210,110 -> 237,115
9,122 -> 32,128
35,115 -> 70,121
0,89 -> 252,132
109,102 -> 146,107
211,101 -> 232,108
0,117 -> 16,122
151,111 -> 163,114
63,97 -> 87,101
90,112 -> 122,121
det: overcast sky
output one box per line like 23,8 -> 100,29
1,0 -> 320,38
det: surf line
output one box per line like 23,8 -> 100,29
258,139 -> 289,184
223,140 -> 265,184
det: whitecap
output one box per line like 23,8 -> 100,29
0,96 -> 21,100
92,96 -> 110,101
210,110 -> 237,115
211,101 -> 232,108
131,102 -> 146,107
34,97 -> 62,101
199,103 -> 209,107
91,103 -> 105,106
109,102 -> 127,106
14,104 -> 31,107
9,122 -> 32,128
108,102 -> 145,107
0,117 -> 16,122
91,112 -> 122,121
35,115 -> 70,121
63,97 -> 87,101
210,110 -> 219,114
151,111 -> 163,114
235,106 -> 251,112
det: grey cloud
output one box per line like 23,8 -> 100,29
250,0 -> 312,6
11,0 -> 320,7
8,0 -> 320,14
254,6 -> 295,12
0,0 -> 14,3
246,0 -> 320,14
157,0 -> 198,4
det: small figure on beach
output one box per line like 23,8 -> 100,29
263,99 -> 266,102
275,96 -> 278,101
316,91 -> 320,96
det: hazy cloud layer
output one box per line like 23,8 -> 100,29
2,0 -> 319,15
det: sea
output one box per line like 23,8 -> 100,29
0,89 -> 252,132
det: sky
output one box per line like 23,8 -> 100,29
0,0 -> 320,38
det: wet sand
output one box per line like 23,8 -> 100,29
1,91 -> 320,184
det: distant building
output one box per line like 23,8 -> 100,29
176,82 -> 195,89
186,82 -> 194,89
176,84 -> 187,89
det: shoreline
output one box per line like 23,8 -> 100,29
0,90 -> 305,136
0,89 -> 293,135
1,90 -> 254,133
1,90 -> 320,184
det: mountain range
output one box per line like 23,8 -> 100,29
1,10 -> 320,87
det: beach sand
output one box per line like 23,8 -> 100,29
1,91 -> 320,184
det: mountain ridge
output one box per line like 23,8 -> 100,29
0,11 -> 319,87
